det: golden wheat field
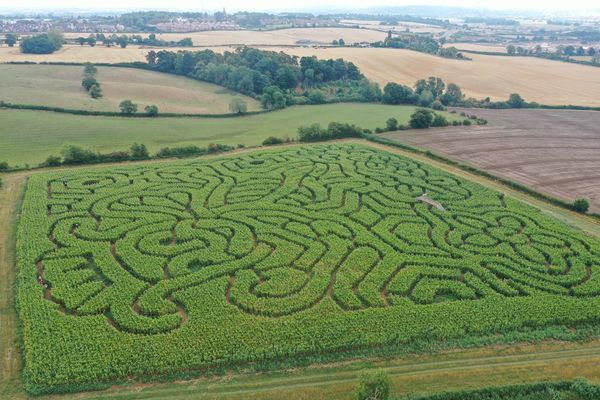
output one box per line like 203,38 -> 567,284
64,27 -> 387,46
257,47 -> 600,106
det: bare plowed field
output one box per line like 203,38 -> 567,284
382,109 -> 600,212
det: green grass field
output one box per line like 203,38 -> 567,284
0,104 -> 451,166
17,143 -> 600,394
0,64 -> 261,114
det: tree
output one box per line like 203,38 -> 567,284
339,38 -> 345,46
42,155 -> 62,167
119,100 -> 138,115
90,84 -> 103,99
60,145 -> 97,164
20,33 -> 62,54
77,37 -> 86,46
507,93 -> 525,108
409,109 -> 435,129
441,83 -> 463,105
130,143 -> 149,159
144,105 -> 159,116
332,39 -> 339,45
431,113 -> 449,127
229,98 -> 248,114
564,45 -> 576,56
576,46 -> 586,56
587,47 -> 597,57
82,76 -> 99,91
385,118 -> 398,131
88,36 -> 96,47
356,370 -> 391,400
117,36 -> 128,48
382,82 -> 413,104
5,33 -> 17,47
146,50 -> 157,65
83,63 -> 97,75
573,199 -> 590,213
507,45 -> 516,55
0,161 -> 9,171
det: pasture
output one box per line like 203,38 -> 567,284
382,108 -> 600,212
0,64 -> 261,114
0,104 -> 441,166
17,143 -> 600,393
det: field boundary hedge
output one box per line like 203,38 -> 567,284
363,133 -> 600,220
405,379 -> 600,400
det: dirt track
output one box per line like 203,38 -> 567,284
382,108 -> 600,212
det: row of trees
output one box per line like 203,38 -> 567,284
507,44 -> 597,57
81,63 -> 102,99
20,30 -> 64,54
374,32 -> 466,59
118,100 -> 159,116
75,33 -> 193,48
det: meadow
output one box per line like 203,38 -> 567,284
17,143 -> 600,393
0,63 -> 261,114
0,104 -> 448,166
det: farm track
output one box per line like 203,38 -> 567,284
2,141 -> 600,399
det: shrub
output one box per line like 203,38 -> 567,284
507,93 -> 525,108
431,114 -> 449,127
572,378 -> 600,399
374,127 -> 384,134
356,370 -> 391,400
308,89 -> 327,104
20,31 -> 63,54
572,199 -> 590,213
61,145 -> 98,165
82,76 -> 99,91
0,161 -> 9,171
229,98 -> 248,114
119,100 -> 138,115
463,119 -> 472,126
431,100 -> 444,110
130,143 -> 149,159
409,109 -> 435,129
262,136 -> 285,146
385,118 -> 399,131
42,155 -> 62,167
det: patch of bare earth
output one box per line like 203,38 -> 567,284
382,108 -> 600,212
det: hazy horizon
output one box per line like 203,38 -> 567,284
0,0 -> 598,14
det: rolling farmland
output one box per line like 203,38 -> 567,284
17,143 -> 600,393
382,109 -> 600,212
255,47 -> 600,107
0,104 -> 440,166
64,27 -> 388,46
0,64 -> 261,114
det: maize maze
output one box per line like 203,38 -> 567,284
17,143 -> 600,391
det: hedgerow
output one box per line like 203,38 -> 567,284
17,144 -> 600,393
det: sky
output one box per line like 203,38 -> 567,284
2,0 -> 599,12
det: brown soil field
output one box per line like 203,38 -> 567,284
381,108 -> 600,212
64,27 -> 387,46
254,47 -> 600,106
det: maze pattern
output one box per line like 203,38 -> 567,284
24,144 -> 600,336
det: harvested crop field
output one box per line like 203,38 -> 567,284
0,64 -> 260,114
17,143 -> 600,393
382,108 -> 600,212
63,27 -> 387,46
254,47 -> 600,107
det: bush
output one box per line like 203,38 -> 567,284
431,100 -> 444,110
431,114 -> 449,127
409,109 -> 435,129
308,89 -> 327,104
82,76 -> 99,91
463,119 -> 472,126
297,122 -> 363,142
572,378 -> 600,399
385,118 -> 399,131
130,143 -> 149,159
42,155 -> 62,167
356,370 -> 391,400
0,161 -> 9,171
262,136 -> 285,146
229,98 -> 248,114
374,127 -> 384,134
20,31 -> 63,54
572,199 -> 590,213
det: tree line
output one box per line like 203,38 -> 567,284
74,33 -> 193,48
373,32 -> 467,60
